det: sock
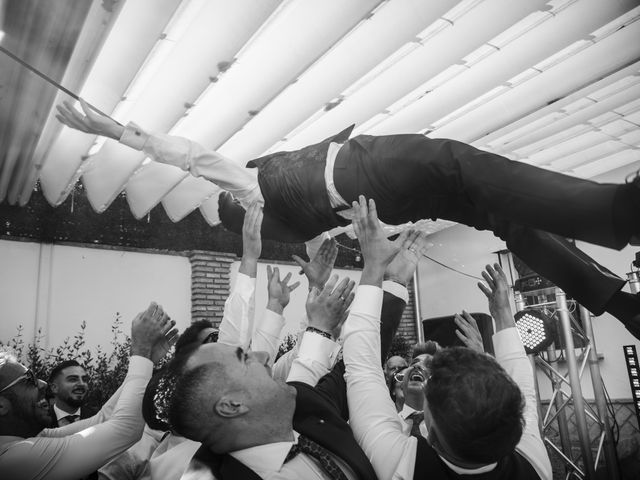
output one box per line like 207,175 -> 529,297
604,290 -> 640,340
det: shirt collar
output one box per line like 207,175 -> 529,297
53,404 -> 80,421
438,455 -> 498,475
399,404 -> 419,420
229,431 -> 298,476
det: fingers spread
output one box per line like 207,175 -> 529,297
477,281 -> 492,298
291,254 -> 308,270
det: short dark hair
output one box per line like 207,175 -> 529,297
48,360 -> 84,384
168,362 -> 230,440
426,347 -> 524,463
411,340 -> 441,359
175,320 -> 217,354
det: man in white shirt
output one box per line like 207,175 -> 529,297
0,302 -> 178,480
47,359 -> 96,428
166,274 -> 374,480
342,196 -> 553,480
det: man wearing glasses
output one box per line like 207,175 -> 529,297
393,343 -> 441,439
0,303 -> 177,480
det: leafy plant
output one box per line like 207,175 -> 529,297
275,332 -> 298,362
0,314 -> 131,410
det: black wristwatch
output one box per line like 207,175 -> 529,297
306,326 -> 332,339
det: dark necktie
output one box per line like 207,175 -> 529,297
285,435 -> 348,480
408,411 -> 424,438
59,414 -> 80,426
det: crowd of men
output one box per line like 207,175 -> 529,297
2,97 -> 639,478
0,197 -> 554,480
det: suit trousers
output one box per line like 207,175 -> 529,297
334,134 -> 626,314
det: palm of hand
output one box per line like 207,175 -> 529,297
306,298 -> 338,331
304,260 -> 332,288
386,249 -> 418,283
270,283 -> 290,305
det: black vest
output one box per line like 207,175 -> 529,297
413,436 -> 541,480
246,125 -> 354,240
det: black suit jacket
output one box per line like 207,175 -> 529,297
194,290 -> 407,480
413,436 -> 541,480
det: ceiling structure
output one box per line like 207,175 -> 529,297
1,0 -> 639,238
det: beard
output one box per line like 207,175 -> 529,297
6,390 -> 54,430
64,394 -> 86,409
59,386 -> 88,409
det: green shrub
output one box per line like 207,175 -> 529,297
1,314 -> 131,411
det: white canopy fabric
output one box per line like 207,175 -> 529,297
1,0 -> 639,236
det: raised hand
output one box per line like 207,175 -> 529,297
454,310 -> 485,353
239,202 -> 263,277
385,230 -> 431,286
305,274 -> 356,337
477,263 -> 515,331
131,303 -> 177,362
266,265 -> 301,314
352,196 -> 404,268
55,99 -> 124,140
292,237 -> 338,290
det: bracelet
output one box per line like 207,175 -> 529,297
306,326 -> 332,339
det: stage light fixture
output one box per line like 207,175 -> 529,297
514,308 -> 556,354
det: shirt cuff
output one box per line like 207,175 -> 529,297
341,285 -> 383,339
128,355 -> 154,378
119,122 -> 150,151
493,328 -> 526,360
234,271 -> 256,290
382,280 -> 408,303
297,331 -> 342,369
259,309 -> 286,338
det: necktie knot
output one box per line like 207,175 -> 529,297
285,435 -> 348,480
60,414 -> 80,426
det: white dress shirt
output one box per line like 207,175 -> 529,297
397,404 -> 428,438
120,124 -> 263,209
119,123 -> 359,218
228,332 -> 356,480
342,285 -> 553,480
52,404 -> 81,424
0,356 -> 152,480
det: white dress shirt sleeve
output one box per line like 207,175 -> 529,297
0,356 -> 152,480
286,332 -> 342,385
119,122 -> 263,208
251,308 -> 286,367
493,328 -> 553,480
218,272 -> 256,350
342,285 -> 417,480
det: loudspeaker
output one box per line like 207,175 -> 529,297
422,313 -> 495,355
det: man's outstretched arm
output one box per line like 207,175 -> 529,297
479,264 -> 553,480
56,100 -> 261,207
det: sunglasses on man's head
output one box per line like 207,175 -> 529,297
0,369 -> 38,393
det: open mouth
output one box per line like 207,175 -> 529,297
408,369 -> 426,383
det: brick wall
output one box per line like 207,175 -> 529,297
396,279 -> 418,345
187,250 -> 236,325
